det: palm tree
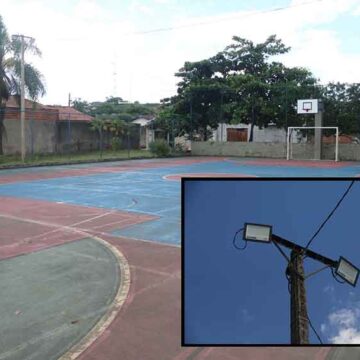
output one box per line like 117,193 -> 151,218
90,118 -> 105,157
0,15 -> 46,155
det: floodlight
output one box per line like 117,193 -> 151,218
243,223 -> 272,243
335,257 -> 360,287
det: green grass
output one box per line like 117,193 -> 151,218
0,149 -> 156,168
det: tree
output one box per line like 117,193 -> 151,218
72,98 -> 91,114
0,16 -> 45,154
90,118 -> 105,156
160,34 -> 319,141
323,82 -> 360,135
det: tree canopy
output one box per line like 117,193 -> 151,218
157,34 -> 359,141
73,97 -> 159,123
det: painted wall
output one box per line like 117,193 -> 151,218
3,119 -> 57,155
213,123 -> 300,143
191,141 -> 360,161
2,119 -> 141,155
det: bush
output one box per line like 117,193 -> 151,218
148,140 -> 171,157
111,137 -> 122,151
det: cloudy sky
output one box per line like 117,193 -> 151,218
2,0 -> 360,105
184,179 -> 360,344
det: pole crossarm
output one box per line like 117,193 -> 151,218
272,234 -> 338,268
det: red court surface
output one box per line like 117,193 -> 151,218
0,157 -> 226,184
238,158 -> 354,168
1,156 -> 355,359
164,173 -> 258,180
0,196 -> 331,360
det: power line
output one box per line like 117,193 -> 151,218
304,180 -> 355,250
56,0 -> 325,41
330,267 -> 346,284
233,228 -> 247,250
285,270 -> 323,344
306,312 -> 323,344
131,0 -> 324,36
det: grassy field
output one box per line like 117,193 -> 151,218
0,149 -> 156,168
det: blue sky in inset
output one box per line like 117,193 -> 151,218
184,179 -> 360,344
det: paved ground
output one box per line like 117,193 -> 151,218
0,239 -> 120,360
1,157 -> 360,359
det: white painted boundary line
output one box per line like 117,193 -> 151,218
0,213 -> 131,360
59,237 -> 130,360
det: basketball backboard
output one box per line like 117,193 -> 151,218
297,99 -> 319,114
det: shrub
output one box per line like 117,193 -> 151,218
111,137 -> 122,151
148,140 -> 171,157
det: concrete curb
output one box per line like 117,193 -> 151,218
0,155 -> 155,170
0,153 -> 189,171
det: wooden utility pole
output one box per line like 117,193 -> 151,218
272,234 -> 338,344
289,250 -> 309,344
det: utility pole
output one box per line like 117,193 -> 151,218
12,34 -> 33,162
240,223 -> 360,345
272,234 -> 338,344
189,95 -> 193,141
288,250 -> 309,344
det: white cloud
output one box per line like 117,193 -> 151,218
323,306 -> 360,344
323,285 -> 335,293
353,4 -> 360,15
331,327 -> 360,344
329,308 -> 358,327
73,0 -> 112,21
1,0 -> 360,105
129,1 -> 154,15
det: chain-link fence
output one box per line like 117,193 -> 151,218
0,108 -> 145,163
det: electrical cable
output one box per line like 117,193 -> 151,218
132,0 -> 324,35
331,267 -> 346,284
304,180 -> 355,250
306,313 -> 323,344
232,228 -> 247,250
284,269 -> 323,344
55,0 -> 325,41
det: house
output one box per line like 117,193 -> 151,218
132,116 -> 155,149
212,122 -> 301,143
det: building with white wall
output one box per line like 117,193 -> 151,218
213,123 -> 301,143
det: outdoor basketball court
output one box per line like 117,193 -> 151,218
1,156 -> 360,360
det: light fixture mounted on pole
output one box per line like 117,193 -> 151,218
243,223 -> 272,243
240,223 -> 359,344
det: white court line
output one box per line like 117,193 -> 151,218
7,210 -> 118,246
0,212 -> 131,360
0,213 -> 180,250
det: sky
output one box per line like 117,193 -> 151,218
184,179 -> 360,344
1,0 -> 360,106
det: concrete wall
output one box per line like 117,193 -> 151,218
3,119 -> 57,155
191,141 -> 360,161
56,122 -> 98,153
2,119 -> 141,155
56,122 -> 141,153
213,123 -> 300,143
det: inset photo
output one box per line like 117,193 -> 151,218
182,178 -> 360,345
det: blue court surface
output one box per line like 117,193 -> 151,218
0,157 -> 359,245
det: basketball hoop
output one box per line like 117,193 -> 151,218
297,99 -> 320,114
